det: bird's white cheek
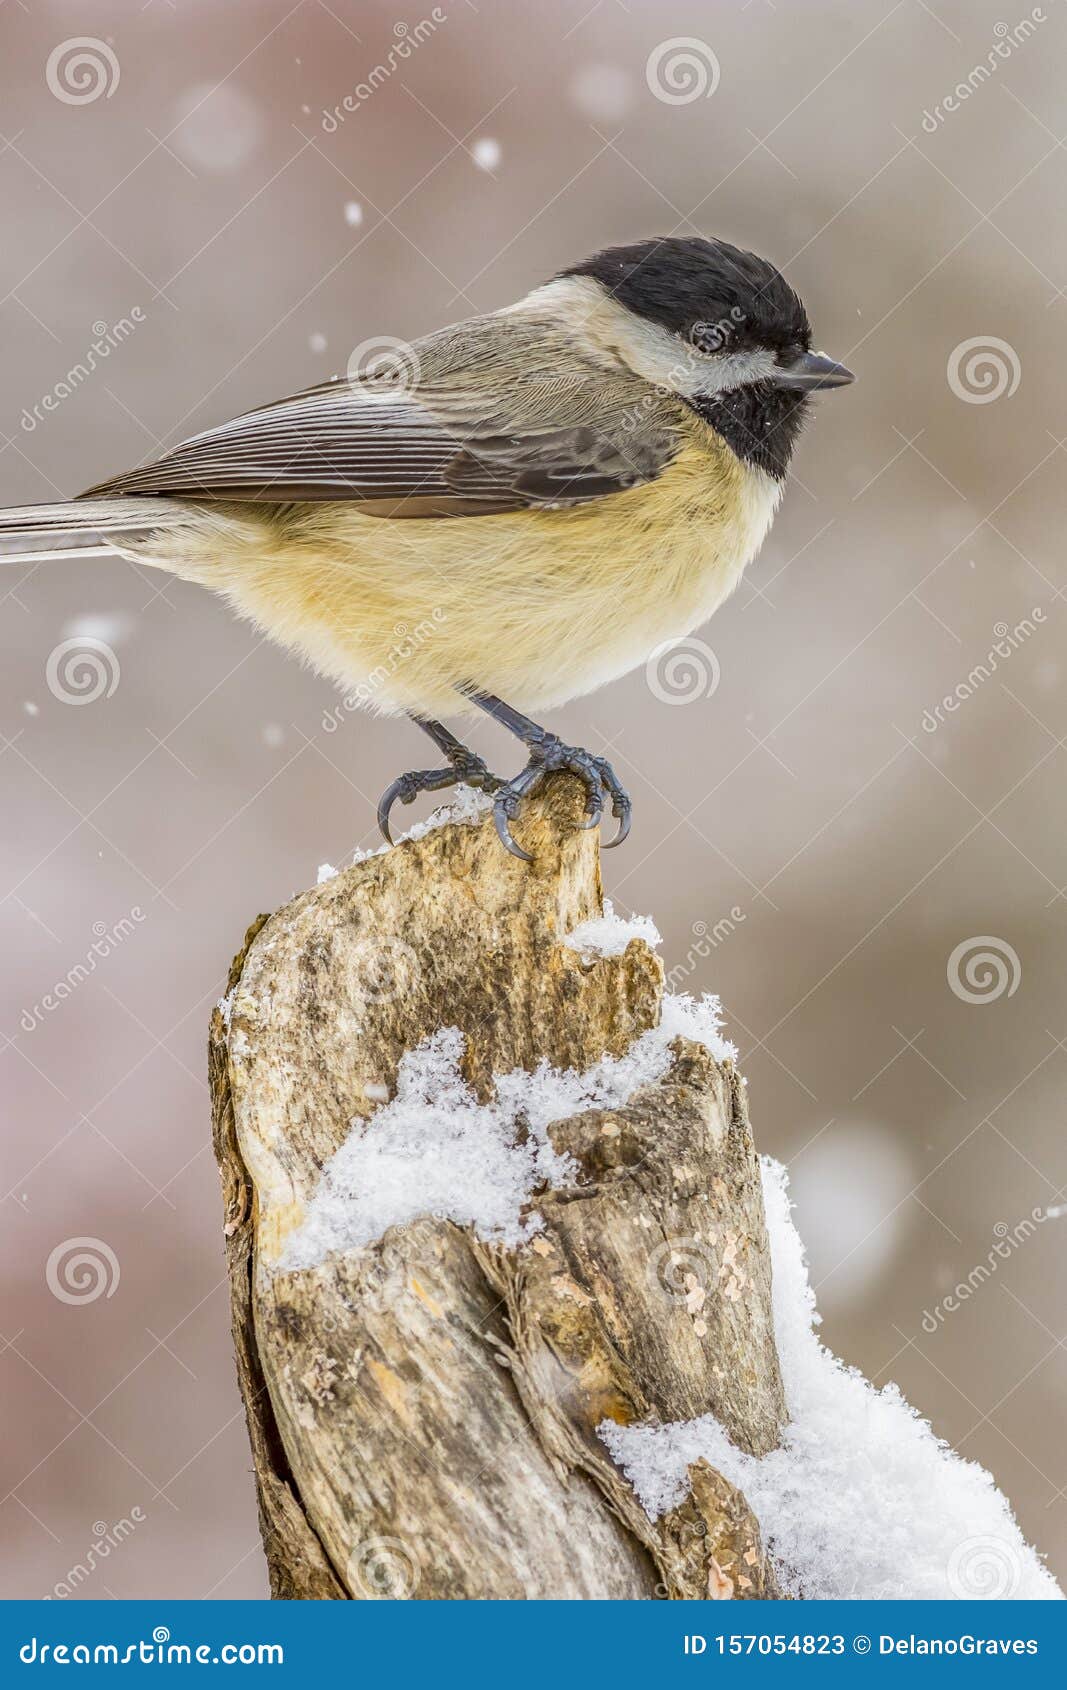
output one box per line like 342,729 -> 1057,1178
622,337 -> 780,400
603,316 -> 703,390
685,348 -> 780,397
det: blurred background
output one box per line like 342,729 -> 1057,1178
2,0 -> 1065,1599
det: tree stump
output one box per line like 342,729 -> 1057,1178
208,779 -> 787,1600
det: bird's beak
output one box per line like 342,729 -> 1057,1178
774,350 -> 855,391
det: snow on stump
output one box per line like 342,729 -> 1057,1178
209,778 -> 786,1599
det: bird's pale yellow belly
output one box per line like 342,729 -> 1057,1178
144,432 -> 781,719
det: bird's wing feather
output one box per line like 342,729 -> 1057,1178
79,313 -> 682,516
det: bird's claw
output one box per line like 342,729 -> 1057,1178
494,798 -> 534,861
492,766 -> 541,860
378,729 -> 632,860
598,765 -> 632,850
376,772 -> 419,846
491,735 -> 632,861
377,754 -> 500,847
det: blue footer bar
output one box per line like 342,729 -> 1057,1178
2,1599 -> 1065,1682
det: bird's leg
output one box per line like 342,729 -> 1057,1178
377,714 -> 502,845
463,690 -> 632,862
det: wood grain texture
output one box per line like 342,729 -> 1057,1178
208,778 -> 786,1599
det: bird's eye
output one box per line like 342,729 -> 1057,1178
689,320 -> 728,356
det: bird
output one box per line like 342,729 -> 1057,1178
0,235 -> 854,859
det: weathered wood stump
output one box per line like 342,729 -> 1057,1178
209,779 -> 786,1599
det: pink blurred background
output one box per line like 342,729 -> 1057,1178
1,0 -> 1064,1597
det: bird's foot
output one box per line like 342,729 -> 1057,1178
377,751 -> 502,846
492,735 -> 632,861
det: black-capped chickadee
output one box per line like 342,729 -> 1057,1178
0,236 -> 853,858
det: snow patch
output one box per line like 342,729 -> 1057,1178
562,897 -> 661,958
306,787 -> 494,886
347,783 -> 495,867
600,1158 -> 1062,1601
279,992 -> 733,1269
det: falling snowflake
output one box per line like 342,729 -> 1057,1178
470,137 -> 501,171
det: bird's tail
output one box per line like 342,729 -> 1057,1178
0,498 -> 187,564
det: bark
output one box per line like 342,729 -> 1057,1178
208,778 -> 787,1600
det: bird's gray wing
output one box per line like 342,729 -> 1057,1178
79,314 -> 681,516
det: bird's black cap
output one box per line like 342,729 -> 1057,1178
560,235 -> 811,359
